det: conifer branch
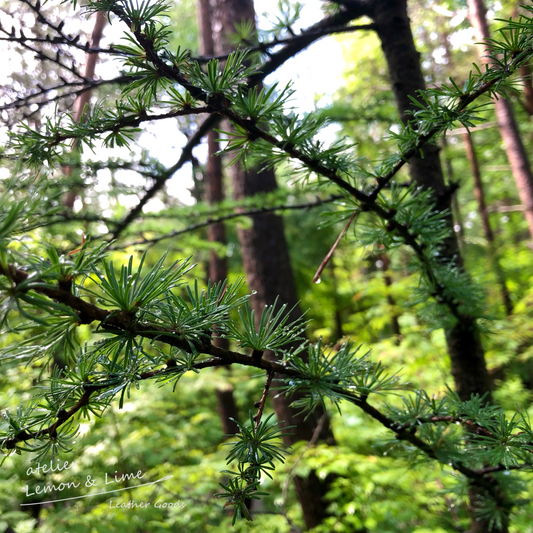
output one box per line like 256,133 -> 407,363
3,4 -> 533,526
0,260 -> 527,502
191,23 -> 376,64
109,23 -> 531,324
0,75 -> 132,113
109,5 -> 373,239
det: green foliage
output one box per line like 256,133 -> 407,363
266,0 -> 303,37
187,49 -> 258,98
218,413 -> 291,524
83,0 -> 172,30
282,338 -> 401,414
230,83 -> 294,122
145,278 -> 249,350
2,0 -> 533,531
85,251 -> 191,312
228,297 -> 308,354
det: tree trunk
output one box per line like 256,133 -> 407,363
438,20 -> 512,314
463,133 -> 513,314
512,2 -> 533,117
467,0 -> 533,242
372,0 -> 492,402
64,12 -> 107,209
210,1 -> 337,528
197,0 -> 229,303
73,13 -> 107,123
197,0 -> 240,437
463,135 -> 493,243
371,1 -> 504,530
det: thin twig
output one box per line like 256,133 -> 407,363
313,209 -> 358,283
110,195 -> 342,249
253,370 -> 274,429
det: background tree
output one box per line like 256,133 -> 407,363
467,0 -> 533,243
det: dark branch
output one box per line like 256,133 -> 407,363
0,35 -> 121,56
111,5 -> 372,239
111,195 -> 342,248
476,464 -> 533,475
191,23 -> 375,64
23,106 -> 212,148
96,4 -> 531,327
0,75 -> 133,113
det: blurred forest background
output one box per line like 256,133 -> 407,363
1,0 -> 533,532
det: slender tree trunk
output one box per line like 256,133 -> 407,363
73,13 -> 107,123
210,1 -> 338,528
439,29 -> 465,250
467,0 -> 533,242
463,133 -> 513,314
57,13 -> 107,377
197,0 -> 240,437
438,22 -> 512,313
512,3 -> 533,117
371,1 -> 504,530
197,0 -> 228,307
64,12 -> 107,209
190,156 -> 205,203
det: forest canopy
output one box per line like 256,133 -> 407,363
0,1 -> 533,532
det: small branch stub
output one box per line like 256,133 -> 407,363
251,349 -> 264,362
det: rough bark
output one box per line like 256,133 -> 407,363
197,0 -> 239,437
467,0 -> 533,242
210,1 -> 337,528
